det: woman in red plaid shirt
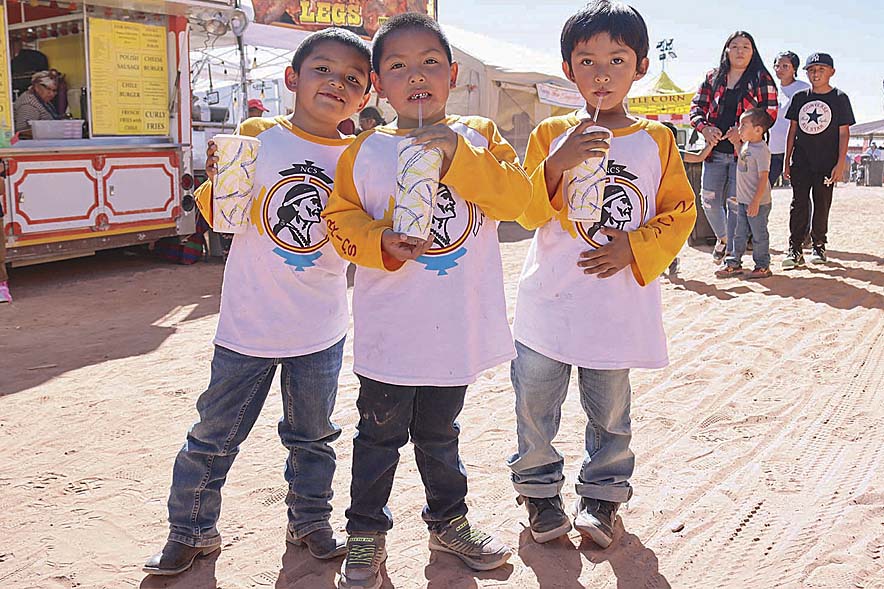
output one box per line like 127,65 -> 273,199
690,31 -> 777,263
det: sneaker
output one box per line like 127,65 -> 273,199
573,498 -> 619,549
517,495 -> 572,543
0,281 -> 10,303
286,526 -> 347,559
746,267 -> 773,280
428,516 -> 512,571
712,240 -> 727,263
338,533 -> 386,589
809,245 -> 828,264
142,540 -> 221,576
782,249 -> 805,269
714,265 -> 743,278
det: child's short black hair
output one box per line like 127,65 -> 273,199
291,28 -> 372,92
560,1 -> 649,66
742,107 -> 773,132
371,12 -> 452,74
774,51 -> 800,72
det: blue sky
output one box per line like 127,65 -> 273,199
438,0 -> 884,124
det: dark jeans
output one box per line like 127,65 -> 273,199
345,376 -> 469,533
769,153 -> 784,187
789,167 -> 834,250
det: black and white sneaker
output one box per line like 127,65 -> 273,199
809,244 -> 828,264
712,240 -> 727,263
782,248 -> 805,269
573,498 -> 619,548
428,516 -> 512,571
517,495 -> 572,543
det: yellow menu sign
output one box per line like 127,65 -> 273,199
0,5 -> 13,141
88,18 -> 169,135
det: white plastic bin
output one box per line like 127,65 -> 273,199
30,119 -> 84,140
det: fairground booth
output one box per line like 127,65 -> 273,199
1,0 -> 243,264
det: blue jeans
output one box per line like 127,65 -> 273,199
345,376 -> 469,533
725,203 -> 771,269
507,341 -> 634,503
701,151 -> 738,248
166,340 -> 344,547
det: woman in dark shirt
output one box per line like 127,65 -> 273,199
690,31 -> 778,262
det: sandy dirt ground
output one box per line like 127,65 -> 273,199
1,185 -> 883,589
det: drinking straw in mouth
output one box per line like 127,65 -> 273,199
418,100 -> 423,128
593,96 -> 603,122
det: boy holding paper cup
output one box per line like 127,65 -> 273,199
143,28 -> 372,576
507,0 -> 696,549
322,13 -> 532,589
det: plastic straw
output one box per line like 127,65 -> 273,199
418,100 -> 423,128
593,96 -> 602,122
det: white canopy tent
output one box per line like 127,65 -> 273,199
189,21 -> 584,156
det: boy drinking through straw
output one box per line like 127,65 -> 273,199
143,29 -> 372,576
507,0 -> 695,548
322,13 -> 532,589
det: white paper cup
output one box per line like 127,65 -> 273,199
393,137 -> 443,240
211,134 -> 261,234
564,125 -> 612,223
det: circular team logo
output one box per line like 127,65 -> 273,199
262,175 -> 331,253
576,178 -> 646,248
798,100 -> 832,135
422,183 -> 478,256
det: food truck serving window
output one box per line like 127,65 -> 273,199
87,10 -> 170,136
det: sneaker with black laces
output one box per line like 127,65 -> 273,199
809,245 -> 828,264
517,495 -> 572,543
338,533 -> 386,589
712,240 -> 727,263
428,516 -> 512,571
573,498 -> 619,548
782,249 -> 805,269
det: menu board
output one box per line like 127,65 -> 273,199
88,18 -> 169,135
0,5 -> 13,143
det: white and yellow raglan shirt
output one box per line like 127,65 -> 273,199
513,113 -> 696,369
323,115 -> 532,386
194,116 -> 352,358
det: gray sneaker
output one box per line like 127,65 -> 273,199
338,533 -> 386,589
573,498 -> 619,548
517,495 -> 572,543
428,516 -> 512,571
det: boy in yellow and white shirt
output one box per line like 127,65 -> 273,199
143,29 -> 372,576
507,1 -> 696,549
322,13 -> 531,589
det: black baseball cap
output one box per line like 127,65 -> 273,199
804,52 -> 834,69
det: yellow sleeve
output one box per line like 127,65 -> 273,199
322,133 -> 404,272
517,118 -> 571,230
440,117 -> 532,221
626,124 -> 697,286
194,117 -> 276,227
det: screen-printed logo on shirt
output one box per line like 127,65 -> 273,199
415,183 -> 484,276
798,100 -> 832,135
258,160 -> 332,270
575,161 -> 647,248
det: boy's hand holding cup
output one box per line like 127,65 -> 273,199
549,118 -> 612,223
210,134 -> 261,234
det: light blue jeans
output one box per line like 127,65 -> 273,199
725,203 -> 772,269
701,151 -> 738,250
166,340 -> 344,547
507,341 -> 634,503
